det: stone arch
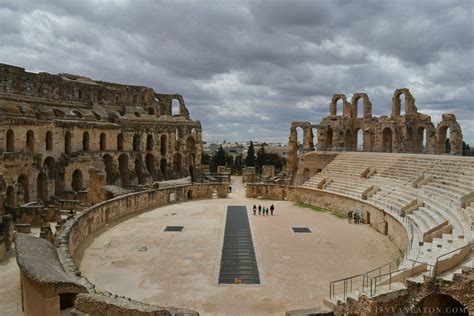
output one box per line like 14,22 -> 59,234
147,107 -> 155,115
160,158 -> 167,180
329,94 -> 348,116
117,133 -> 124,151
382,127 -> 393,152
17,174 -> 29,204
6,186 -> 15,207
119,154 -> 129,186
416,294 -> 468,316
36,172 -> 48,202
173,153 -> 182,177
134,155 -> 144,184
133,134 -> 141,151
71,169 -> 83,191
100,132 -> 107,151
65,131 -> 72,155
45,131 -> 53,151
26,130 -> 35,152
146,154 -> 156,180
436,114 -> 462,155
6,129 -> 14,152
363,128 -> 374,152
146,134 -> 153,151
82,131 -> 90,151
160,134 -> 167,155
103,154 -> 114,185
172,99 -> 180,116
351,93 -> 372,119
391,88 -> 417,116
186,136 -> 196,152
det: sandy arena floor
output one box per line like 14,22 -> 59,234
76,177 -> 400,315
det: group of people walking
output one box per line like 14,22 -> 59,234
252,204 -> 275,216
347,209 -> 361,224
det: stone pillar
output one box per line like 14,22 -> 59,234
303,126 -> 314,152
286,127 -> 298,176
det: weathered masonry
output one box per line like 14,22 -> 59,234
0,63 -> 203,216
286,89 -> 464,176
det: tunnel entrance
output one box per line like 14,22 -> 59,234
416,294 -> 468,316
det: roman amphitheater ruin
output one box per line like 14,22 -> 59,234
0,63 -> 472,315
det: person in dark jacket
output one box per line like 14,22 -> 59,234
270,204 -> 275,215
253,204 -> 257,215
258,205 -> 262,215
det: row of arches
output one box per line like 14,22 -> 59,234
4,129 -> 197,156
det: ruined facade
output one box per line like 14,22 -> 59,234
287,88 -> 463,177
0,63 -> 203,219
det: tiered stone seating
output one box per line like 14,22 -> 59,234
300,152 -> 473,284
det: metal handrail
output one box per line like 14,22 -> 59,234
370,267 -> 407,296
433,242 -> 473,277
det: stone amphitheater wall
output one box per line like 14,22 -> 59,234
17,183 -> 228,316
247,184 -> 408,254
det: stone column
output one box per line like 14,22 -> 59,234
286,127 -> 298,176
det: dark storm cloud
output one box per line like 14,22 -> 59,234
0,0 -> 472,143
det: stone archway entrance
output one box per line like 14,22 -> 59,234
416,294 -> 468,316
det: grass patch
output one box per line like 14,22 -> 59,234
295,202 -> 348,219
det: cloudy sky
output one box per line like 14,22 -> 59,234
1,0 -> 473,144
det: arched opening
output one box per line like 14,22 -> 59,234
119,154 -> 129,186
43,157 -> 56,179
436,126 -> 453,154
6,186 -> 15,207
399,93 -> 406,115
147,107 -> 155,115
173,153 -> 182,177
100,133 -> 107,151
160,158 -> 167,180
187,190 -> 193,199
336,98 -> 344,116
36,173 -> 48,202
59,293 -> 77,311
172,99 -> 180,116
383,221 -> 388,235
117,133 -> 124,151
77,88 -> 82,100
65,131 -> 72,155
312,128 -> 318,150
382,127 -> 393,153
45,131 -> 53,151
71,169 -> 83,192
160,134 -> 167,155
417,127 -> 427,154
26,130 -> 35,152
186,136 -> 196,152
326,127 -> 333,148
135,156 -> 144,184
296,127 -> 304,154
6,129 -> 14,152
416,294 -> 468,316
146,154 -> 156,180
353,96 -> 364,119
133,134 -> 141,151
103,154 -> 114,185
17,175 -> 29,204
132,94 -> 137,105
146,134 -> 153,151
363,129 -> 374,152
356,128 -> 363,151
82,131 -> 90,152
302,168 -> 310,184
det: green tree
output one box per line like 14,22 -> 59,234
255,144 -> 266,173
201,153 -> 211,165
245,141 -> 256,167
211,145 -> 226,172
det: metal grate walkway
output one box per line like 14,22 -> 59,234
218,205 -> 260,284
